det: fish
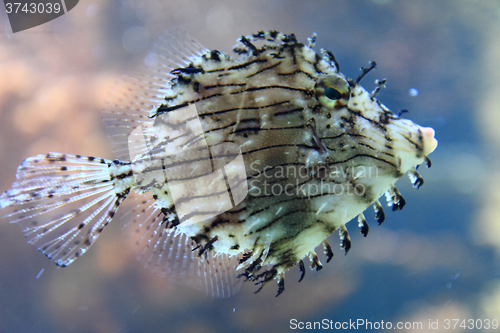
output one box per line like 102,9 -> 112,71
0,30 -> 438,297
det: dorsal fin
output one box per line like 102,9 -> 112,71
102,28 -> 209,161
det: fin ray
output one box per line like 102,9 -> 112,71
102,28 -> 209,161
121,192 -> 242,297
1,153 -> 123,267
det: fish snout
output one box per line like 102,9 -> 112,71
420,126 -> 438,156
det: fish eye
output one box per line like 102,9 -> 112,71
325,87 -> 342,100
315,74 -> 350,109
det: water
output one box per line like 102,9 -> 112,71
0,1 -> 498,332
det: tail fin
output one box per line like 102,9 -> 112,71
0,153 -> 129,267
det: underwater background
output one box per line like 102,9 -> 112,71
0,1 -> 499,332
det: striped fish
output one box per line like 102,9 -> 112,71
1,30 -> 437,297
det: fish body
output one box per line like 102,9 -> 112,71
1,30 -> 437,297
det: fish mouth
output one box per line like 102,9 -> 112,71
419,126 -> 438,156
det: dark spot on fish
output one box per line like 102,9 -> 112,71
379,112 -> 391,125
210,50 -> 221,61
252,31 -> 265,39
156,102 -> 190,115
193,81 -> 200,93
311,104 -> 322,114
116,171 -> 133,180
177,74 -> 192,85
171,67 -> 204,75
191,233 -> 209,244
240,36 -> 257,52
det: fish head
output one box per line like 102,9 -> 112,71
312,70 -> 438,176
